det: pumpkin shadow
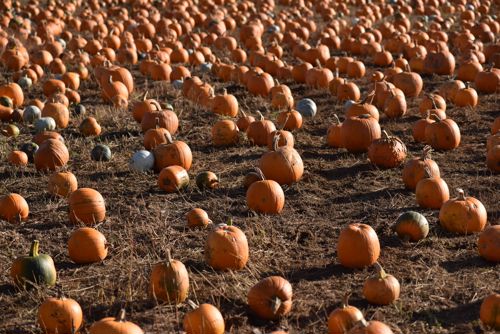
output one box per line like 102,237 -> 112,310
98,129 -> 140,141
317,162 -> 373,181
56,260 -> 81,270
411,300 -> 482,328
439,256 -> 496,273
301,150 -> 351,162
331,187 -> 408,205
284,262 -> 354,283
89,170 -> 130,181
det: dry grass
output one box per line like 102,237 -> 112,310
0,56 -> 499,334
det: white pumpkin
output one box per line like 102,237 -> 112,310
34,117 -> 56,133
296,98 -> 317,118
23,105 -> 42,123
129,150 -> 155,172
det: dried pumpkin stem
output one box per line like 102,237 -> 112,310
143,90 -> 149,101
164,131 -> 173,144
166,249 -> 173,265
186,299 -> 198,310
341,292 -> 352,308
272,132 -> 281,151
270,296 -> 282,313
422,145 -> 433,159
456,188 -> 466,201
381,130 -> 390,139
374,262 -> 387,279
253,167 -> 266,181
117,309 -> 126,322
256,110 -> 264,121
333,114 -> 340,125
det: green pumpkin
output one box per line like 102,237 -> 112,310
195,171 -> 219,190
394,211 -> 429,242
0,95 -> 14,108
10,240 -> 57,288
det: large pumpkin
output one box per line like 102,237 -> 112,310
48,171 -> 78,197
341,114 -> 381,153
10,240 -> 57,288
337,223 -> 380,268
205,223 -> 249,271
328,294 -> 364,334
367,131 -> 407,168
246,170 -> 285,214
34,139 -> 70,171
439,189 -> 487,234
153,132 -> 192,172
38,296 -> 83,334
247,276 -> 293,320
150,250 -> 189,304
69,188 -> 106,225
183,303 -> 225,334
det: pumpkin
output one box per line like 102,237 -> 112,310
0,82 -> 24,107
247,276 -> 293,320
67,226 -> 107,263
150,250 -> 189,304
479,293 -> 500,330
141,102 -> 179,134
368,131 -> 407,168
183,302 -> 225,334
341,114 -> 381,153
34,139 -> 69,171
38,295 -> 83,334
10,240 -> 57,288
296,98 -> 317,118
130,150 -> 155,172
33,131 -> 64,146
186,208 -> 211,229
328,293 -> 363,334
246,169 -> 285,214
412,112 -> 435,143
247,71 -> 275,96
35,117 -> 57,133
419,93 -> 446,115
337,81 -> 361,102
143,126 -> 171,150
402,146 -> 440,190
478,225 -> 500,263
392,65 -> 423,97
212,119 -> 240,146
91,144 -> 112,162
348,319 -> 394,334
158,165 -> 190,193
383,87 -> 407,118
475,68 -> 500,94
415,168 -> 450,209
236,111 -> 255,132
345,93 -> 379,121
259,133 -> 303,185
337,223 -> 380,269
424,115 -> 460,150
23,105 -> 42,123
69,188 -> 106,225
20,142 -> 39,163
439,188 -> 487,234
394,211 -> 429,242
246,112 -> 276,146
8,151 -> 28,167
439,79 -> 465,102
424,47 -> 455,75
153,132 -> 192,172
276,108 -> 303,131
80,117 -> 102,136
196,171 -> 219,190
327,115 -> 343,148
90,309 -> 144,334
211,89 -> 238,117
48,171 -> 78,197
205,222 -> 249,270
346,60 -> 366,79
362,263 -> 400,305
454,83 -> 478,108
0,193 -> 29,223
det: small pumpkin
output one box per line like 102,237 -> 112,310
48,171 -> 78,197
478,225 -> 500,263
479,293 -> 500,330
211,89 -> 238,117
38,294 -> 83,334
415,168 -> 450,209
337,223 -> 380,268
259,133 -> 303,185
89,309 -> 144,334
247,276 -> 293,320
68,227 -> 108,264
10,240 -> 57,288
454,83 -> 478,108
158,165 -> 190,193
236,110 -> 255,132
0,193 -> 29,223
80,117 -> 102,137
212,119 -> 240,146
394,211 -> 429,242
296,98 -> 317,118
34,139 -> 69,171
368,130 -> 407,168
183,302 -> 225,334
362,263 -> 400,305
348,318 -> 394,334
327,115 -> 343,148
69,188 -> 106,225
439,188 -> 487,234
186,208 -> 211,229
8,151 -> 28,167
150,250 -> 189,304
246,168 -> 285,214
91,144 -> 112,162
341,114 -> 381,153
276,108 -> 303,131
402,146 -> 440,190
129,150 -> 155,172
196,171 -> 219,190
205,222 -> 249,271
328,294 -> 364,334
246,111 -> 276,146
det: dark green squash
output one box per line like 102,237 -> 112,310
10,240 -> 57,288
394,211 -> 429,242
0,96 -> 14,108
195,171 -> 219,190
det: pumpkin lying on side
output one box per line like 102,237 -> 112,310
247,276 -> 293,320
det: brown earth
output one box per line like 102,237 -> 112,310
0,60 -> 499,334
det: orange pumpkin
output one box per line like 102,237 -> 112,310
327,294 -> 364,334
153,132 -> 192,172
362,263 -> 400,305
402,146 -> 440,190
247,276 -> 293,320
368,131 -> 407,168
439,189 -> 487,234
479,293 -> 500,330
341,114 -> 381,153
211,89 -> 238,117
415,168 -> 450,209
150,250 -> 189,304
48,171 -> 78,197
157,165 -> 189,193
38,296 -> 83,334
69,188 -> 106,225
0,193 -> 29,223
68,227 -> 108,264
89,309 -> 144,334
246,112 -> 276,146
478,225 -> 500,263
259,133 -> 303,185
34,139 -> 70,171
326,115 -> 343,148
186,208 -> 211,229
424,115 -> 460,151
246,169 -> 285,214
183,303 -> 225,334
79,117 -> 102,137
212,119 -> 240,146
205,222 -> 249,270
337,223 -> 380,269
8,150 -> 28,167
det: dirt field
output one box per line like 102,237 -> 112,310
0,58 -> 499,333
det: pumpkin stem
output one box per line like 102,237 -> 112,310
374,262 -> 387,279
143,90 -> 149,101
422,145 -> 432,160
117,309 -> 126,322
332,114 -> 340,125
253,167 -> 266,181
456,188 -> 466,201
256,110 -> 264,121
150,101 -> 161,111
227,217 -> 233,226
270,296 -> 282,314
423,166 -> 434,178
29,240 -> 39,257
279,112 -> 290,131
165,249 -> 173,264
429,113 -> 442,122
186,299 -> 198,310
164,131 -> 173,144
272,132 -> 281,151
315,59 -> 322,69
340,292 -> 352,308
381,130 -> 390,139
